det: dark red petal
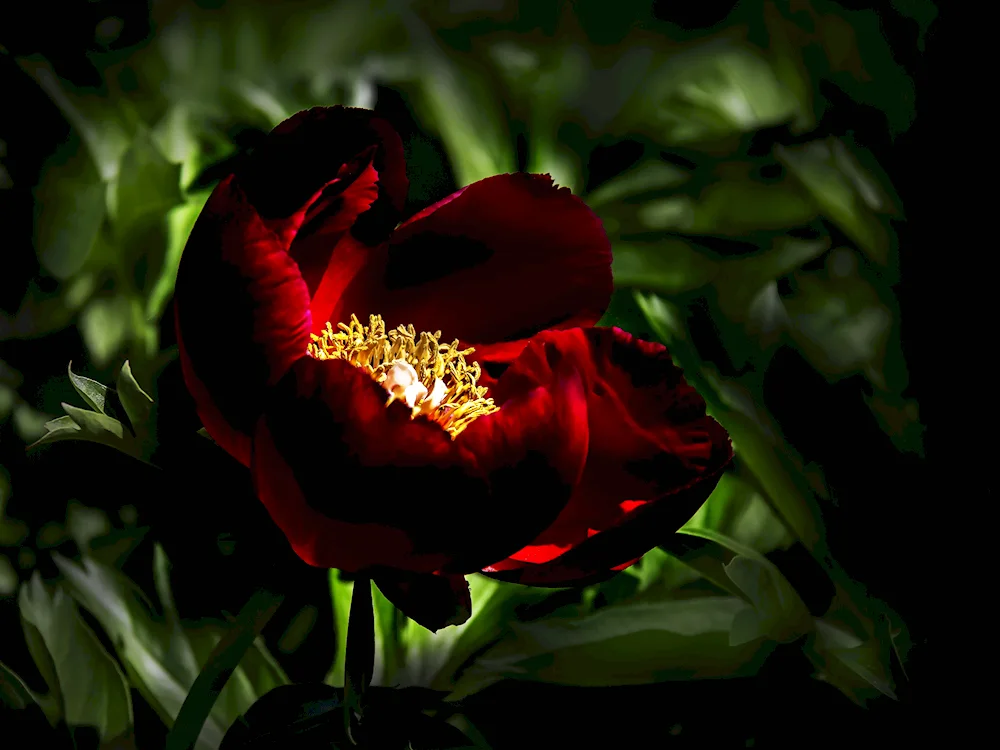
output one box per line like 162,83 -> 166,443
323,173 -> 612,362
250,353 -> 588,573
174,107 -> 408,465
480,327 -> 732,585
373,572 -> 471,632
238,106 -> 407,223
175,176 -> 313,467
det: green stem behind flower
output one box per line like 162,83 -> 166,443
343,577 -> 375,743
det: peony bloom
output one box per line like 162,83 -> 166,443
174,106 -> 731,629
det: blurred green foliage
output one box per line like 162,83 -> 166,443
0,0 -> 929,745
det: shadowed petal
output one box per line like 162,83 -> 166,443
373,571 -> 471,632
175,177 -> 313,467
250,353 -> 588,573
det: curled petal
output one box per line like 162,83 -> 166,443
238,106 -> 406,223
482,327 -> 732,585
174,107 -> 407,466
176,178 -> 312,467
326,173 -> 613,363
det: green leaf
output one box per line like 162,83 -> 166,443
806,618 -> 897,704
586,160 -> 691,209
605,179 -> 816,239
184,622 -> 288,737
32,141 -> 107,281
39,404 -> 122,441
67,362 -> 109,414
0,659 -> 63,736
656,535 -> 744,600
622,546 -> 697,595
56,551 -> 289,749
0,659 -> 57,720
617,41 -> 800,145
683,472 -> 792,555
16,56 -> 131,180
633,291 -> 825,556
396,576 -> 553,693
165,586 -> 285,750
112,127 -> 184,241
116,361 -> 153,430
80,296 -> 131,368
28,364 -> 157,463
596,469 -> 794,606
610,239 -> 719,296
146,191 -> 211,322
66,500 -> 112,552
53,554 -> 226,750
403,17 -> 516,186
19,572 -> 133,744
776,139 -> 893,266
781,268 -> 894,383
677,526 -> 771,568
325,570 -> 354,688
372,582 -> 400,686
722,555 -> 810,645
28,402 -> 146,461
449,596 -> 767,700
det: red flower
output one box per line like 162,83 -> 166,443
174,107 -> 731,630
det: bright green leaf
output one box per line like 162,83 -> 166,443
19,572 -> 133,743
325,569 -> 354,688
684,473 -> 792,554
146,192 -> 211,322
372,582 -> 401,687
53,554 -> 226,750
67,362 -> 108,414
116,361 -> 153,429
619,41 -> 799,144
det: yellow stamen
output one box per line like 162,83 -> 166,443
307,314 -> 499,438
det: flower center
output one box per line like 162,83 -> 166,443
307,314 -> 499,438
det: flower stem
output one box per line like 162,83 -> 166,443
344,577 -> 374,743
164,585 -> 285,750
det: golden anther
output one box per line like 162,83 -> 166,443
307,314 -> 499,438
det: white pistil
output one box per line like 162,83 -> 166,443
383,361 -> 428,409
